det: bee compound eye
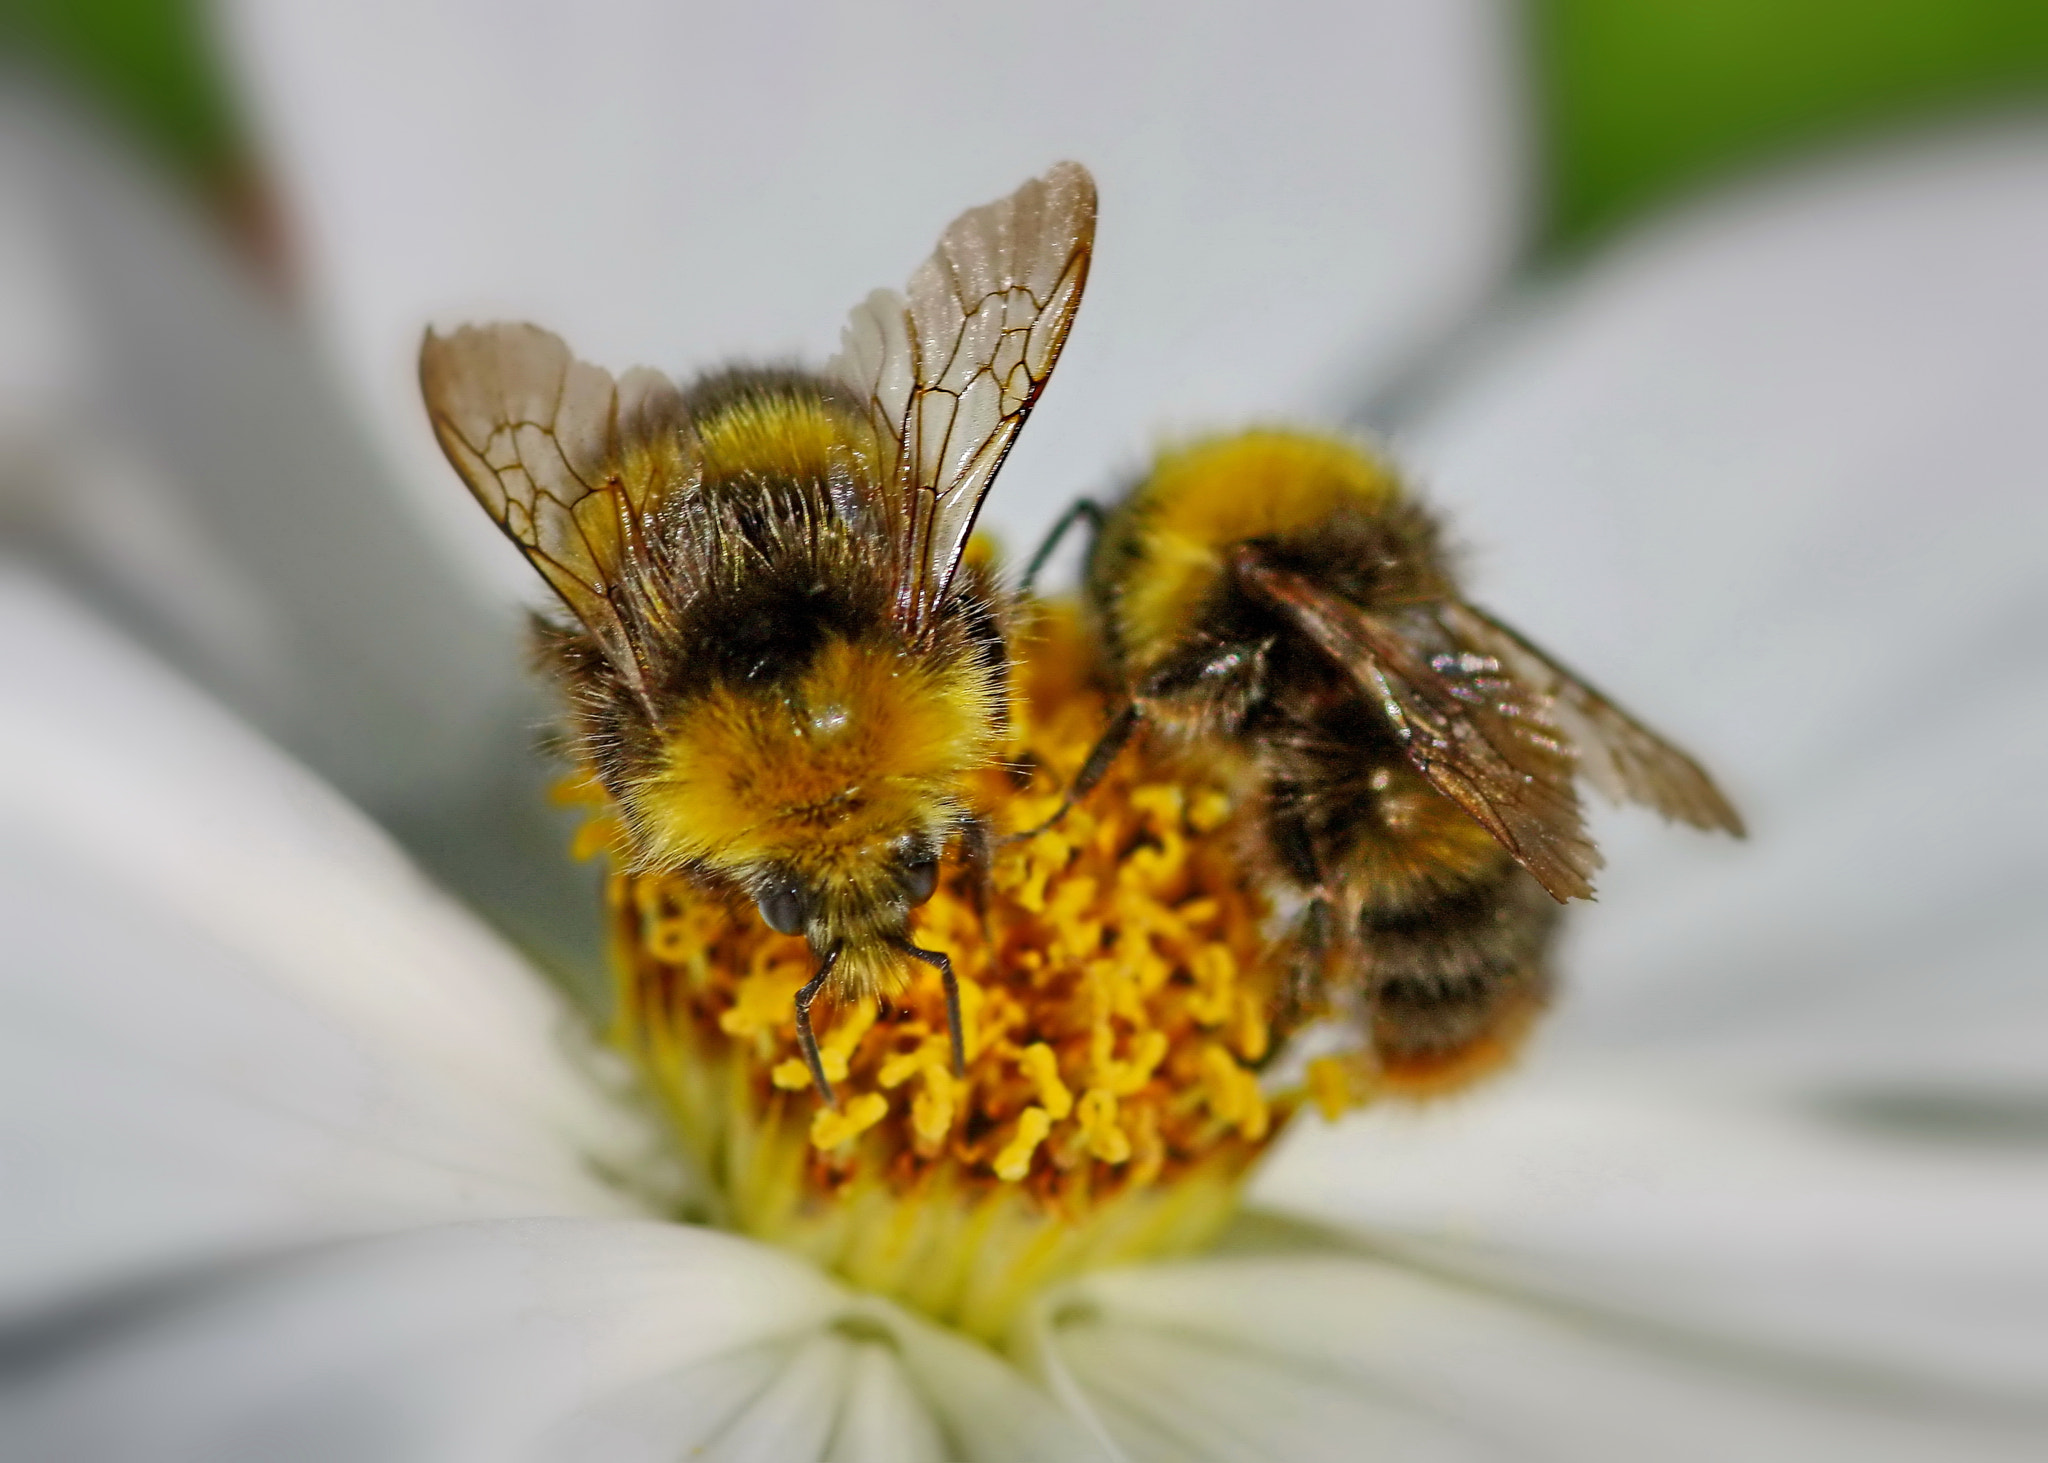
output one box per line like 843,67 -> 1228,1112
756,879 -> 808,936
901,855 -> 940,907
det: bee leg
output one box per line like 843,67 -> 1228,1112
1006,701 -> 1142,843
794,946 -> 842,1107
1020,498 -> 1105,592
895,938 -> 966,1077
959,816 -> 995,942
1286,895 -> 1337,1019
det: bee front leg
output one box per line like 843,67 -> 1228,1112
1020,498 -> 1105,592
794,946 -> 842,1107
895,937 -> 965,1077
1007,701 -> 1143,843
958,815 -> 995,941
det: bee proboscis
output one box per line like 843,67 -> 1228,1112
421,164 -> 1096,1103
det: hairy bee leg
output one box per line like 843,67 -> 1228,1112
794,947 -> 841,1107
1006,701 -> 1142,844
1283,894 -> 1338,1023
895,938 -> 966,1077
1020,498 -> 1105,592
959,816 -> 995,942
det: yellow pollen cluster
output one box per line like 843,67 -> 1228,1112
600,606 -> 1303,1338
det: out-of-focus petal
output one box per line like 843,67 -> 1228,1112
822,1341 -> 948,1463
1254,1080 -> 2048,1405
1031,1252 -> 2044,1462
1391,118 -> 2048,1077
0,91 -> 602,980
221,0 -> 1528,580
0,570 -> 667,1313
12,1219 -> 1098,1463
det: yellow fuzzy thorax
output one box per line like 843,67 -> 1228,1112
692,390 -> 885,485
629,634 -> 1000,876
1114,429 -> 1400,668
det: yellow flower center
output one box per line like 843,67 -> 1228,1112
595,606 -> 1341,1341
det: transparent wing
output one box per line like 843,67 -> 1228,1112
1449,603 -> 1746,836
419,323 -> 689,685
829,162 -> 1096,637
1236,553 -> 1601,902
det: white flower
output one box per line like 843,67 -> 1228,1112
6,8 -> 2048,1459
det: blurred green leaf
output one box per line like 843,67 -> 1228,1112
4,0 -> 243,182
1535,0 -> 2048,249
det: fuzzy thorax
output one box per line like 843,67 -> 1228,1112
1107,430 -> 1404,670
628,632 -> 1000,880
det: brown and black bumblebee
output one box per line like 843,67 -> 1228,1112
1025,429 -> 1744,1093
420,163 -> 1096,1103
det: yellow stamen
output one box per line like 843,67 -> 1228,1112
1308,1053 -> 1368,1121
812,1092 -> 890,1149
992,1107 -> 1053,1181
1018,1042 -> 1074,1120
1074,1088 -> 1131,1163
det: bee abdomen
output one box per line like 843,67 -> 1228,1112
1358,862 -> 1559,1091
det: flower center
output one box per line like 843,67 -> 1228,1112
600,607 -> 1326,1341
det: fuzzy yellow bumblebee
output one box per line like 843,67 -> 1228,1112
421,164 -> 1096,1104
1029,426 -> 1744,1090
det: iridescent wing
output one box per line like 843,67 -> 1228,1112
419,323 -> 691,690
1235,552 -> 1601,901
1447,603 -> 1746,836
829,162 -> 1096,639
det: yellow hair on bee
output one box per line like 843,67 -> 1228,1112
693,391 -> 884,485
632,634 -> 1000,875
1116,430 -> 1399,666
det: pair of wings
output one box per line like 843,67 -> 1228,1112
1235,552 -> 1744,902
419,162 -> 1096,679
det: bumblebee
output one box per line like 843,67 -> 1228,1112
1027,430 -> 1744,1092
420,163 -> 1096,1103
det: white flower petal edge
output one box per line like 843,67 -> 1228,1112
221,0 -> 1527,588
0,569 -> 664,1312
1030,1251 -> 2043,1463
12,1219 -> 1104,1463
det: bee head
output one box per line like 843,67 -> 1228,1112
605,631 -> 995,957
745,834 -> 944,955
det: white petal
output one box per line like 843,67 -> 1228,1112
1394,119 -> 2048,1078
14,1219 -> 1096,1463
0,90 -> 602,977
823,1340 -> 947,1463
0,571 -> 667,1312
1033,1253 -> 2045,1462
685,1331 -> 850,1463
220,0 -> 1527,588
874,1300 -> 1111,1462
1254,1081 -> 2048,1400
